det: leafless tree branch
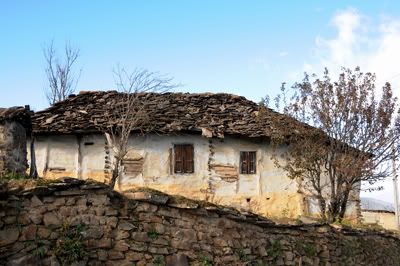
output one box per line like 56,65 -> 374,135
43,40 -> 81,105
99,66 -> 179,189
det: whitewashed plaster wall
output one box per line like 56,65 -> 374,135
28,135 -> 106,180
27,133 -> 359,219
361,211 -> 397,230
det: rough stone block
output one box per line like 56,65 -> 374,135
98,238 -> 113,249
37,227 -> 52,239
104,216 -> 117,228
166,254 -> 189,266
30,195 -> 43,207
134,202 -> 158,212
129,242 -> 148,252
131,232 -> 150,242
19,224 -> 37,241
118,221 -> 136,231
0,228 -> 19,247
6,254 -> 36,266
3,216 -> 16,224
124,191 -> 168,205
125,251 -> 144,261
105,208 -> 118,216
173,228 -> 197,242
82,227 -> 104,240
88,194 -> 109,206
114,241 -> 130,252
115,230 -> 130,240
43,212 -> 62,227
97,250 -> 108,261
148,246 -> 169,254
28,210 -> 43,224
107,250 -> 125,260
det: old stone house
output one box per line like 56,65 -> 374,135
28,91 -> 360,219
0,106 -> 31,176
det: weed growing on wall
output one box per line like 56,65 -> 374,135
54,223 -> 87,265
237,248 -> 250,262
200,255 -> 213,266
153,255 -> 165,266
26,237 -> 47,259
295,240 -> 317,257
267,239 -> 283,261
1,171 -> 29,180
147,229 -> 159,240
304,243 -> 317,257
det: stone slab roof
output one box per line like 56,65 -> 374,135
31,91 -> 298,137
0,106 -> 31,129
361,197 -> 395,213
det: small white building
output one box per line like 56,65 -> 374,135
28,91 -> 360,219
361,197 -> 397,230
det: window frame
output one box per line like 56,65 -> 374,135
173,144 -> 194,174
240,151 -> 257,174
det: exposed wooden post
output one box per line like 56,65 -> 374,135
29,136 -> 38,178
77,135 -> 83,179
392,144 -> 399,230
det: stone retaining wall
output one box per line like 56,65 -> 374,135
0,178 -> 399,266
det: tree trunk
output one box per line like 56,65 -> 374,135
318,196 -> 327,222
110,159 -> 120,189
338,189 -> 351,221
328,199 -> 340,223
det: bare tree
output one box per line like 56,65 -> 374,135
100,66 -> 179,189
44,41 -> 81,105
263,67 -> 400,222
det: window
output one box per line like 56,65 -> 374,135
240,151 -> 256,174
174,144 -> 194,174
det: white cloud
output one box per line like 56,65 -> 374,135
318,8 -> 362,66
278,51 -> 288,57
313,7 -> 324,13
249,57 -> 271,72
301,8 -> 400,98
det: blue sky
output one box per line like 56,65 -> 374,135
2,1 -> 399,111
1,1 -> 400,201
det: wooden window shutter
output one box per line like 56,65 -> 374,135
174,144 -> 194,174
184,144 -> 194,173
249,151 -> 256,174
240,151 -> 256,174
240,152 -> 246,174
174,145 -> 183,173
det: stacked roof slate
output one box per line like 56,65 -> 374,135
0,106 -> 32,130
31,91 -> 298,138
361,197 -> 395,213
